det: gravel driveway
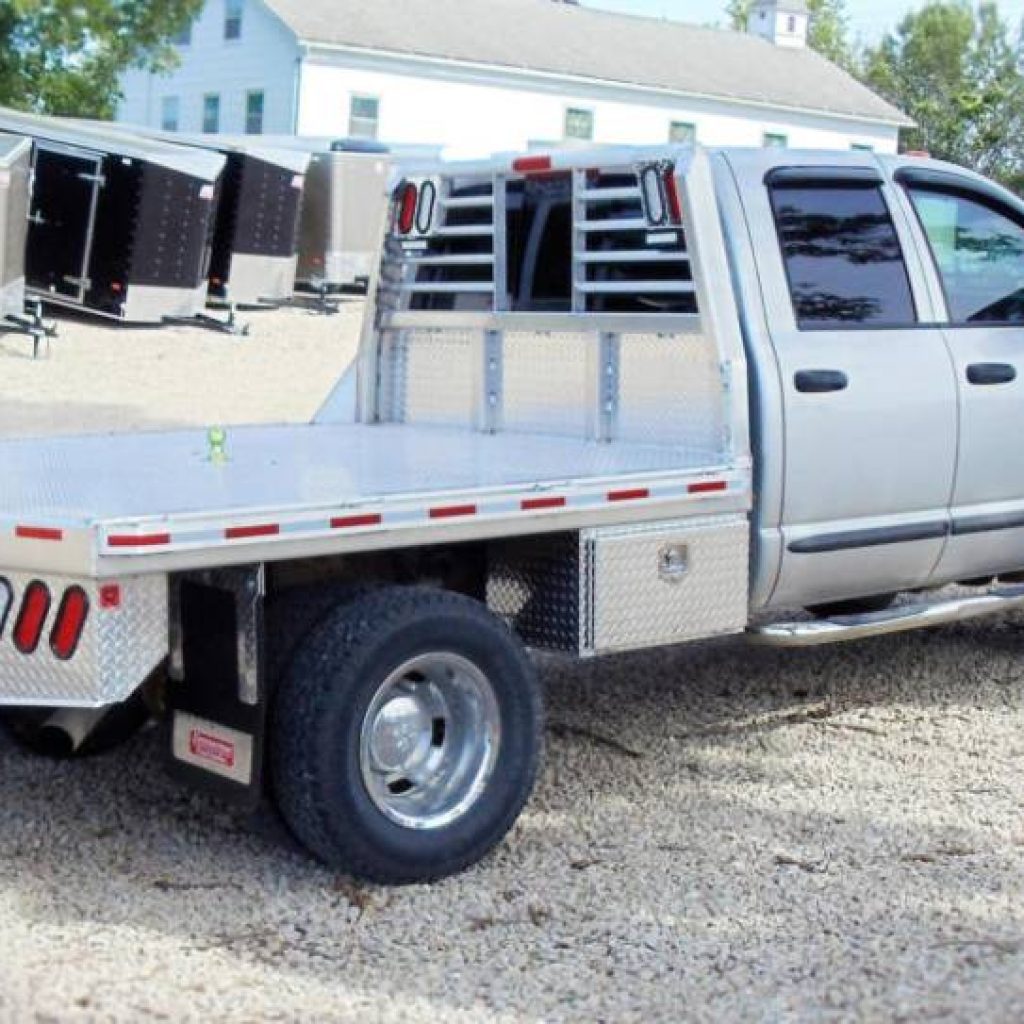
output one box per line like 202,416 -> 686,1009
0,308 -> 1021,1022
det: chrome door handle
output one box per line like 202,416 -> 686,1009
967,363 -> 1016,386
794,369 -> 848,394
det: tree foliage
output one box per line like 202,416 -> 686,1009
0,0 -> 203,117
863,2 -> 1024,184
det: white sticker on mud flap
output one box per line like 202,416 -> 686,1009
199,183 -> 215,201
172,712 -> 253,785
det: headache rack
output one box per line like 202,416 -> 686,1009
382,149 -> 696,316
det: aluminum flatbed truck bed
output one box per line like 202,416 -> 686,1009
0,144 -> 758,884
0,422 -> 743,578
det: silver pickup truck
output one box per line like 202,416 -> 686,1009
0,144 -> 1022,883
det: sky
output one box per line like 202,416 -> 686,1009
584,0 -> 1024,43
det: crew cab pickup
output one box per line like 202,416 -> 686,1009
1,144 -> 1022,883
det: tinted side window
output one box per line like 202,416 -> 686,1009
907,187 -> 1024,325
769,183 -> 917,328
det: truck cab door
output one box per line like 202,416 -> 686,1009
726,153 -> 958,610
895,167 -> 1024,582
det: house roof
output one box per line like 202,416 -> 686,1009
261,0 -> 910,127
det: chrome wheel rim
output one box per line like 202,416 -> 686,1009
359,652 -> 501,830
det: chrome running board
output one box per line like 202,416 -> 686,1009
751,584 -> 1024,648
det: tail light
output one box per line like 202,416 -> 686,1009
415,179 -> 437,235
663,168 -> 682,224
50,586 -> 89,661
638,162 -> 682,228
13,581 -> 50,654
396,181 -> 418,234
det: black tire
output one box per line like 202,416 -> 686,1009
270,586 -> 543,884
808,593 -> 897,619
0,685 -> 154,759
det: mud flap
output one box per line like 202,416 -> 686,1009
165,566 -> 267,810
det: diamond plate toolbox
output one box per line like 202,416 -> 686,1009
488,515 -> 749,656
0,571 -> 168,707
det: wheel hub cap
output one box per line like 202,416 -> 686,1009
368,694 -> 431,774
358,652 -> 501,831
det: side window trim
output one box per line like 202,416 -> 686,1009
767,173 -> 919,330
897,168 -> 1024,329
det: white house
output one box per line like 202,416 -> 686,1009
117,0 -> 910,157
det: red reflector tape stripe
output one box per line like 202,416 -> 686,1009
14,581 -> 50,655
50,586 -> 89,661
225,524 -> 280,540
608,488 -> 650,503
15,526 -> 63,542
430,504 -> 478,520
107,533 -> 172,548
521,496 -> 567,511
688,481 -> 728,495
331,513 -> 383,530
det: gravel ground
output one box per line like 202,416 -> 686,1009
0,306 -> 1022,1022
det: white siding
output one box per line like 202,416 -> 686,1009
117,1 -> 899,155
296,54 -> 898,157
118,0 -> 299,134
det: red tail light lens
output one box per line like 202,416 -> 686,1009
14,581 -> 50,654
397,182 -> 418,234
663,168 -> 682,224
50,586 -> 89,661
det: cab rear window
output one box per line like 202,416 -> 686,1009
769,181 -> 917,328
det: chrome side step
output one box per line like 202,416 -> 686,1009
751,584 -> 1024,648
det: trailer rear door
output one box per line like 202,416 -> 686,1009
27,144 -> 102,303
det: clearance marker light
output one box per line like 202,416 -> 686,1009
512,155 -> 553,175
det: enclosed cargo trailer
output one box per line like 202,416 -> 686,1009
119,129 -> 310,307
244,137 -> 393,291
0,109 -> 225,324
0,134 -> 31,322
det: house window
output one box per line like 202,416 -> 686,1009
161,96 -> 180,132
669,121 -> 697,145
763,132 -> 788,149
225,0 -> 243,40
245,89 -> 264,134
787,15 -> 797,31
203,94 -> 221,134
564,107 -> 594,141
349,95 -> 380,139
851,143 -> 875,152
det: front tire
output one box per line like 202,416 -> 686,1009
270,587 -> 543,884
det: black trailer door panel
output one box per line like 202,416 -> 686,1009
26,145 -> 102,302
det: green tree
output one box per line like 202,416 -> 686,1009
863,2 -> 1024,182
726,0 -> 853,67
0,0 -> 203,117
